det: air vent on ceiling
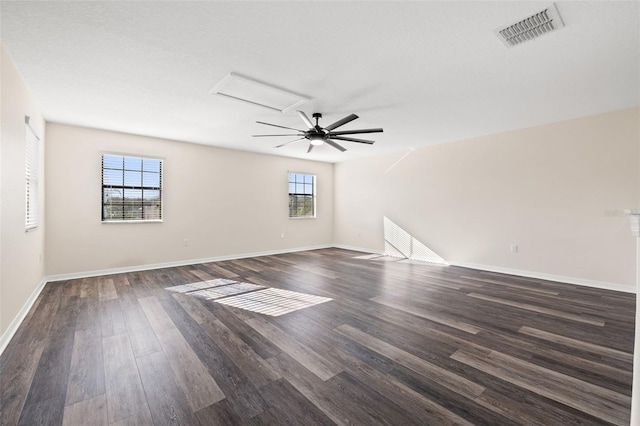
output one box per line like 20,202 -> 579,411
494,3 -> 565,48
210,72 -> 310,113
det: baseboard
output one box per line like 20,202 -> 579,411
45,248 -> 637,293
45,244 -> 334,282
448,261 -> 635,294
332,246 -> 634,293
0,277 -> 47,357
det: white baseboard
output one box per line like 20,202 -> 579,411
332,245 -> 634,293
332,246 -> 634,293
0,277 -> 47,357
448,261 -> 635,294
45,244 -> 333,282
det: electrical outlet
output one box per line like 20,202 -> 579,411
510,244 -> 518,253
183,239 -> 189,246
281,233 -> 285,238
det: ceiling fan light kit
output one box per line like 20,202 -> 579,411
253,110 -> 383,153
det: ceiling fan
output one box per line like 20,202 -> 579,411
253,110 -> 383,153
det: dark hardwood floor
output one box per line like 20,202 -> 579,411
0,248 -> 634,425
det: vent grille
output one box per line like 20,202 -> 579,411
494,3 -> 565,48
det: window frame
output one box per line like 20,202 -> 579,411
288,172 -> 316,219
25,116 -> 40,232
101,153 -> 163,223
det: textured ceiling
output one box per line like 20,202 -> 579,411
1,1 -> 638,163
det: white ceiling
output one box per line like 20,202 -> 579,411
1,1 -> 638,163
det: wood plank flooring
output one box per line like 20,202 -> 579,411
0,248 -> 635,425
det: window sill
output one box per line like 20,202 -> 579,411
289,216 -> 317,220
102,220 -> 163,224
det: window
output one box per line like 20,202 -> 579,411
102,154 -> 162,222
25,116 -> 40,231
288,172 -> 315,218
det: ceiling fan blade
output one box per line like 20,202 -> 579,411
331,136 -> 375,145
297,110 -> 315,129
328,128 -> 384,136
252,134 -> 302,137
325,139 -> 347,152
307,144 -> 315,153
256,121 -> 304,132
324,114 -> 358,131
276,138 -> 305,148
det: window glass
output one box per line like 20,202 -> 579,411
102,154 -> 162,222
288,173 -> 316,218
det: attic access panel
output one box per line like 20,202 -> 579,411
211,72 -> 310,113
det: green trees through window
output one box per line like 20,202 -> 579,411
288,173 -> 315,218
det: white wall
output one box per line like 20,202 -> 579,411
45,123 -> 333,276
334,108 -> 640,290
0,44 -> 46,337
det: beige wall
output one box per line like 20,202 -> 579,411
334,108 -> 640,290
0,44 -> 46,337
45,123 -> 333,276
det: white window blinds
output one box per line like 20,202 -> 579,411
25,116 -> 40,231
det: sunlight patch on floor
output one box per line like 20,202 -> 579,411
165,278 -> 237,293
165,279 -> 331,316
191,282 -> 265,300
216,287 -> 332,317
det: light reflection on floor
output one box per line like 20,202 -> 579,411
217,287 -> 332,316
166,279 -> 332,316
